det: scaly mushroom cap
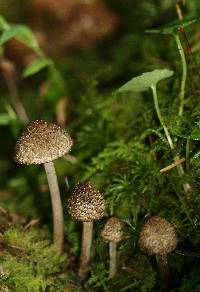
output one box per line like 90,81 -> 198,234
138,216 -> 178,255
14,120 -> 73,165
67,182 -> 106,221
101,217 -> 123,242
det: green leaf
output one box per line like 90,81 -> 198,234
146,18 -> 199,35
170,124 -> 200,140
22,57 -> 53,78
190,150 -> 200,163
118,69 -> 174,93
189,127 -> 200,140
0,15 -> 10,31
0,25 -> 39,51
0,113 -> 11,125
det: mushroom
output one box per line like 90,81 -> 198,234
101,217 -> 123,278
138,216 -> 178,282
14,120 -> 73,254
67,181 -> 106,280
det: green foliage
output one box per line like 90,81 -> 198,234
0,15 -> 10,31
0,113 -> 11,125
0,23 -> 40,53
118,69 -> 174,93
146,18 -> 199,35
22,57 -> 53,78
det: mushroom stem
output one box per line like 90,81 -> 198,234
155,254 -> 170,282
44,161 -> 64,254
109,241 -> 117,278
79,221 -> 93,280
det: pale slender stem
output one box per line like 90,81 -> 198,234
155,254 -> 170,282
151,85 -> 174,150
151,85 -> 191,195
173,32 -> 187,117
109,241 -> 117,278
165,31 -> 190,193
44,161 -> 64,254
79,221 -> 93,280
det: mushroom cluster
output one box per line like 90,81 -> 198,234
13,120 -> 179,284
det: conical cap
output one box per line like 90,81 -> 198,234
68,182 -> 106,221
101,217 -> 123,242
14,120 -> 73,165
139,216 -> 178,255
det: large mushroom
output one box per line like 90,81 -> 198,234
14,120 -> 73,254
138,216 -> 178,281
67,181 -> 106,280
101,217 -> 123,278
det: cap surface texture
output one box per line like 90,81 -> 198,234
14,120 -> 73,165
101,217 -> 123,242
139,216 -> 178,255
67,182 -> 106,221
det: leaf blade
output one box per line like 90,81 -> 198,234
117,69 -> 174,93
146,18 -> 199,35
0,15 -> 10,31
0,25 -> 40,52
22,57 -> 53,78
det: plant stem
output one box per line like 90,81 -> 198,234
44,161 -> 64,254
151,85 -> 174,150
185,139 -> 190,172
155,254 -> 170,282
173,32 -> 187,117
79,221 -> 93,280
174,154 -> 191,193
171,179 -> 193,224
151,85 -> 191,194
109,241 -> 117,278
0,59 -> 29,124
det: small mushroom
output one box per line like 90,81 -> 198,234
67,181 -> 106,280
101,217 -> 123,278
14,120 -> 73,254
138,216 -> 178,282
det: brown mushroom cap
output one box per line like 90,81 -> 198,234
101,217 -> 123,242
138,216 -> 178,255
67,182 -> 106,221
14,120 -> 73,165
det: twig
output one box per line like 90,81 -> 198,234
23,218 -> 40,230
175,3 -> 183,20
160,158 -> 185,173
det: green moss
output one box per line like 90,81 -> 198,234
0,227 -> 67,291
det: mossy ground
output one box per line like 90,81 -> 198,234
1,1 -> 200,291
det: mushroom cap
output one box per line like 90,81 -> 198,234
67,182 -> 106,221
14,120 -> 73,165
138,216 -> 178,255
101,217 -> 123,242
